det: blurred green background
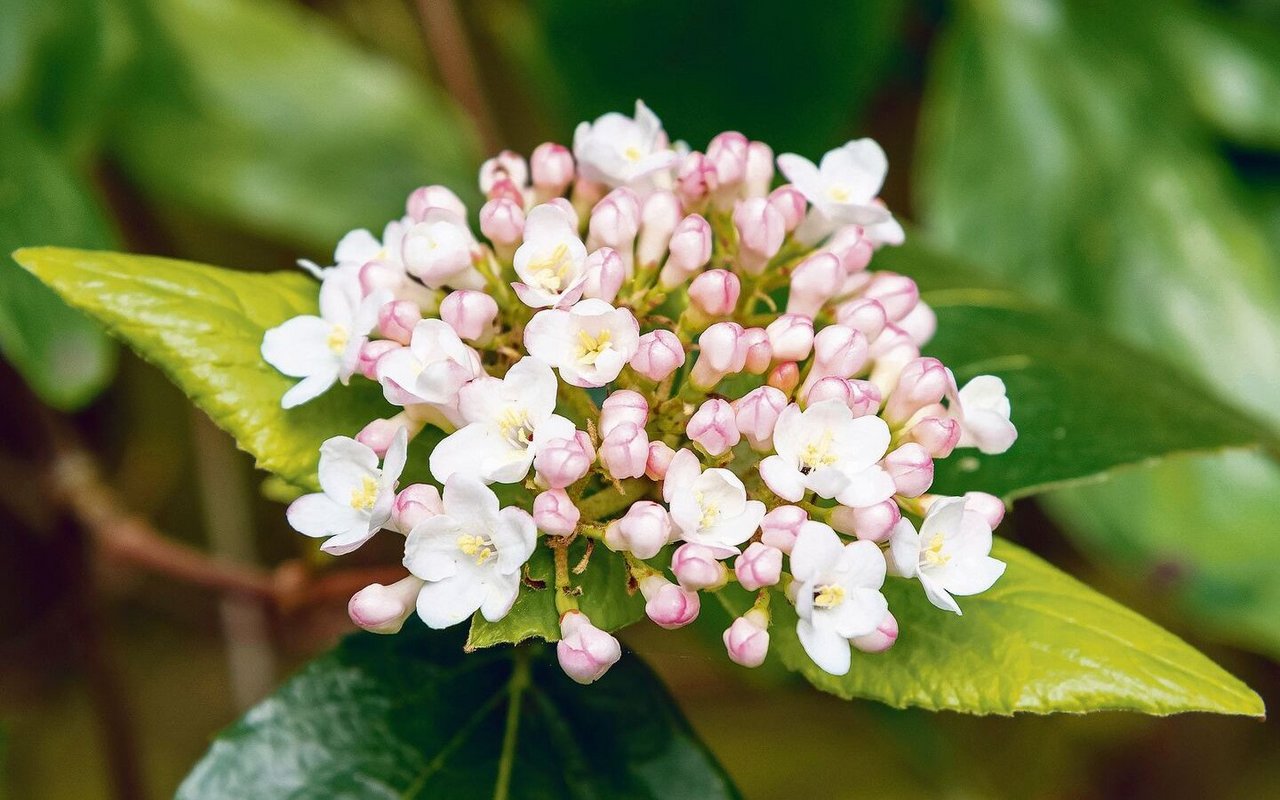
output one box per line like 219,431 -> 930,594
2,0 -> 1278,797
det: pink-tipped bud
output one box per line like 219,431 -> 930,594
835,298 -> 888,341
801,325 -> 868,399
630,329 -> 685,382
479,198 -> 525,247
359,261 -> 403,296
734,386 -> 787,451
581,247 -> 625,303
723,609 -> 770,667
357,339 -> 400,380
760,505 -> 808,553
407,185 -> 467,222
637,190 -> 682,267
744,141 -> 775,199
883,357 -> 950,425
589,187 -> 641,249
645,441 -> 676,480
676,151 -> 716,202
805,376 -> 855,408
898,301 -> 937,347
531,143 -> 574,198
965,491 -> 1007,530
479,150 -> 528,196
851,610 -> 898,654
639,574 -> 701,629
906,416 -> 961,458
733,197 -> 785,273
690,322 -> 747,389
767,361 -> 800,395
440,289 -> 499,343
768,185 -> 807,232
533,489 -> 580,536
544,197 -> 580,229
862,272 -> 920,322
884,443 -> 934,498
604,501 -> 672,560
766,314 -> 815,362
378,300 -> 421,345
600,422 -> 649,480
734,542 -> 782,591
707,131 -> 749,188
599,390 -> 649,438
824,225 -> 874,273
830,499 -> 900,543
660,213 -> 713,287
534,432 -> 595,489
786,253 -> 843,319
486,177 -> 524,207
686,398 -> 740,456
348,575 -> 426,634
688,269 -> 741,318
671,543 -> 728,590
557,611 -> 621,685
392,484 -> 444,533
741,327 -> 772,374
356,418 -> 400,457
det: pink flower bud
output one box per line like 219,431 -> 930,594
835,298 -> 888,341
534,432 -> 595,489
829,499 -> 900,543
588,187 -> 641,249
660,214 -> 713,287
824,225 -> 873,273
543,196 -> 580,229
637,190 -> 682,267
734,386 -> 787,451
744,141 -> 775,198
600,422 -> 649,480
883,357 -> 950,425
805,376 -> 854,408
348,575 -> 426,634
906,416 -> 961,458
898,301 -> 937,347
768,185 -> 807,232
686,398 -> 740,456
479,198 -> 525,247
862,272 -> 920,322
845,379 -> 883,417
580,247 -> 625,303
557,611 -> 622,685
531,142 -> 574,198
767,361 -> 800,395
741,327 -> 772,374
707,131 -> 749,188
884,443 -> 934,498
533,489 -> 580,536
359,261 -> 403,296
734,542 -> 782,590
356,418 -> 400,457
690,322 -> 747,388
645,440 -> 676,480
786,253 -> 843,319
439,289 -> 499,343
765,315 -> 814,362
630,329 -> 685,382
357,339 -> 400,380
392,483 -> 444,533
486,177 -> 525,207
676,151 -> 716,202
760,505 -> 807,553
800,324 -> 868,399
733,197 -> 785,273
639,574 -> 701,629
964,491 -> 1007,530
604,500 -> 672,559
479,150 -> 528,196
599,390 -> 649,438
722,610 -> 770,667
851,610 -> 898,654
377,300 -> 421,345
407,185 -> 467,222
671,542 -> 728,590
688,269 -> 740,318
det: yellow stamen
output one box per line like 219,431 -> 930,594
826,185 -> 851,203
923,533 -> 949,567
457,534 -> 496,566
349,475 -> 379,510
327,325 -> 350,354
623,145 -> 643,162
576,328 -> 613,366
528,242 -> 572,292
497,407 -> 535,449
813,584 -> 846,609
797,430 -> 838,475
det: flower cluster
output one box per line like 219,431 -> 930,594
265,101 -> 1017,684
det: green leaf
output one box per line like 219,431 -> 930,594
0,121 -> 116,410
719,539 -> 1263,716
108,0 -> 480,250
11,247 -> 437,490
176,627 -> 742,799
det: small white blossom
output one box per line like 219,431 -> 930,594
573,100 -> 678,188
376,319 -> 484,427
262,267 -> 387,408
790,520 -> 888,675
297,221 -> 407,278
512,205 -> 590,308
759,399 -> 895,507
524,299 -> 640,388
429,357 -> 576,484
888,496 -> 1006,614
286,428 -> 407,555
951,375 -> 1018,455
403,474 -> 536,628
664,449 -> 766,557
777,139 -> 892,226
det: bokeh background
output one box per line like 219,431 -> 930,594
2,0 -> 1279,797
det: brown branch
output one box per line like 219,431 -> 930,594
416,0 -> 502,151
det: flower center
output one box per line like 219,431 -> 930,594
813,584 -> 846,609
576,328 -> 613,366
457,534 -> 497,566
923,533 -> 949,567
623,145 -> 643,162
497,407 -> 536,450
349,475 -> 379,511
826,184 -> 851,203
529,242 -> 572,292
694,491 -> 720,530
797,431 -> 837,476
327,325 -> 350,354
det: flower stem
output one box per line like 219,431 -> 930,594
577,479 -> 651,522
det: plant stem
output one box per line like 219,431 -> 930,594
577,479 -> 651,522
493,648 -> 531,800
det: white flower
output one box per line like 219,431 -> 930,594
403,474 -> 536,628
573,100 -> 678,188
777,139 -> 892,226
888,496 -> 1006,615
429,357 -> 577,484
286,428 -> 407,555
297,221 -> 407,278
401,208 -> 481,290
524,299 -> 640,388
262,267 -> 388,408
789,520 -> 888,676
512,205 -> 590,308
758,400 -> 895,507
950,375 -> 1017,455
664,449 -> 766,557
376,319 -> 485,427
